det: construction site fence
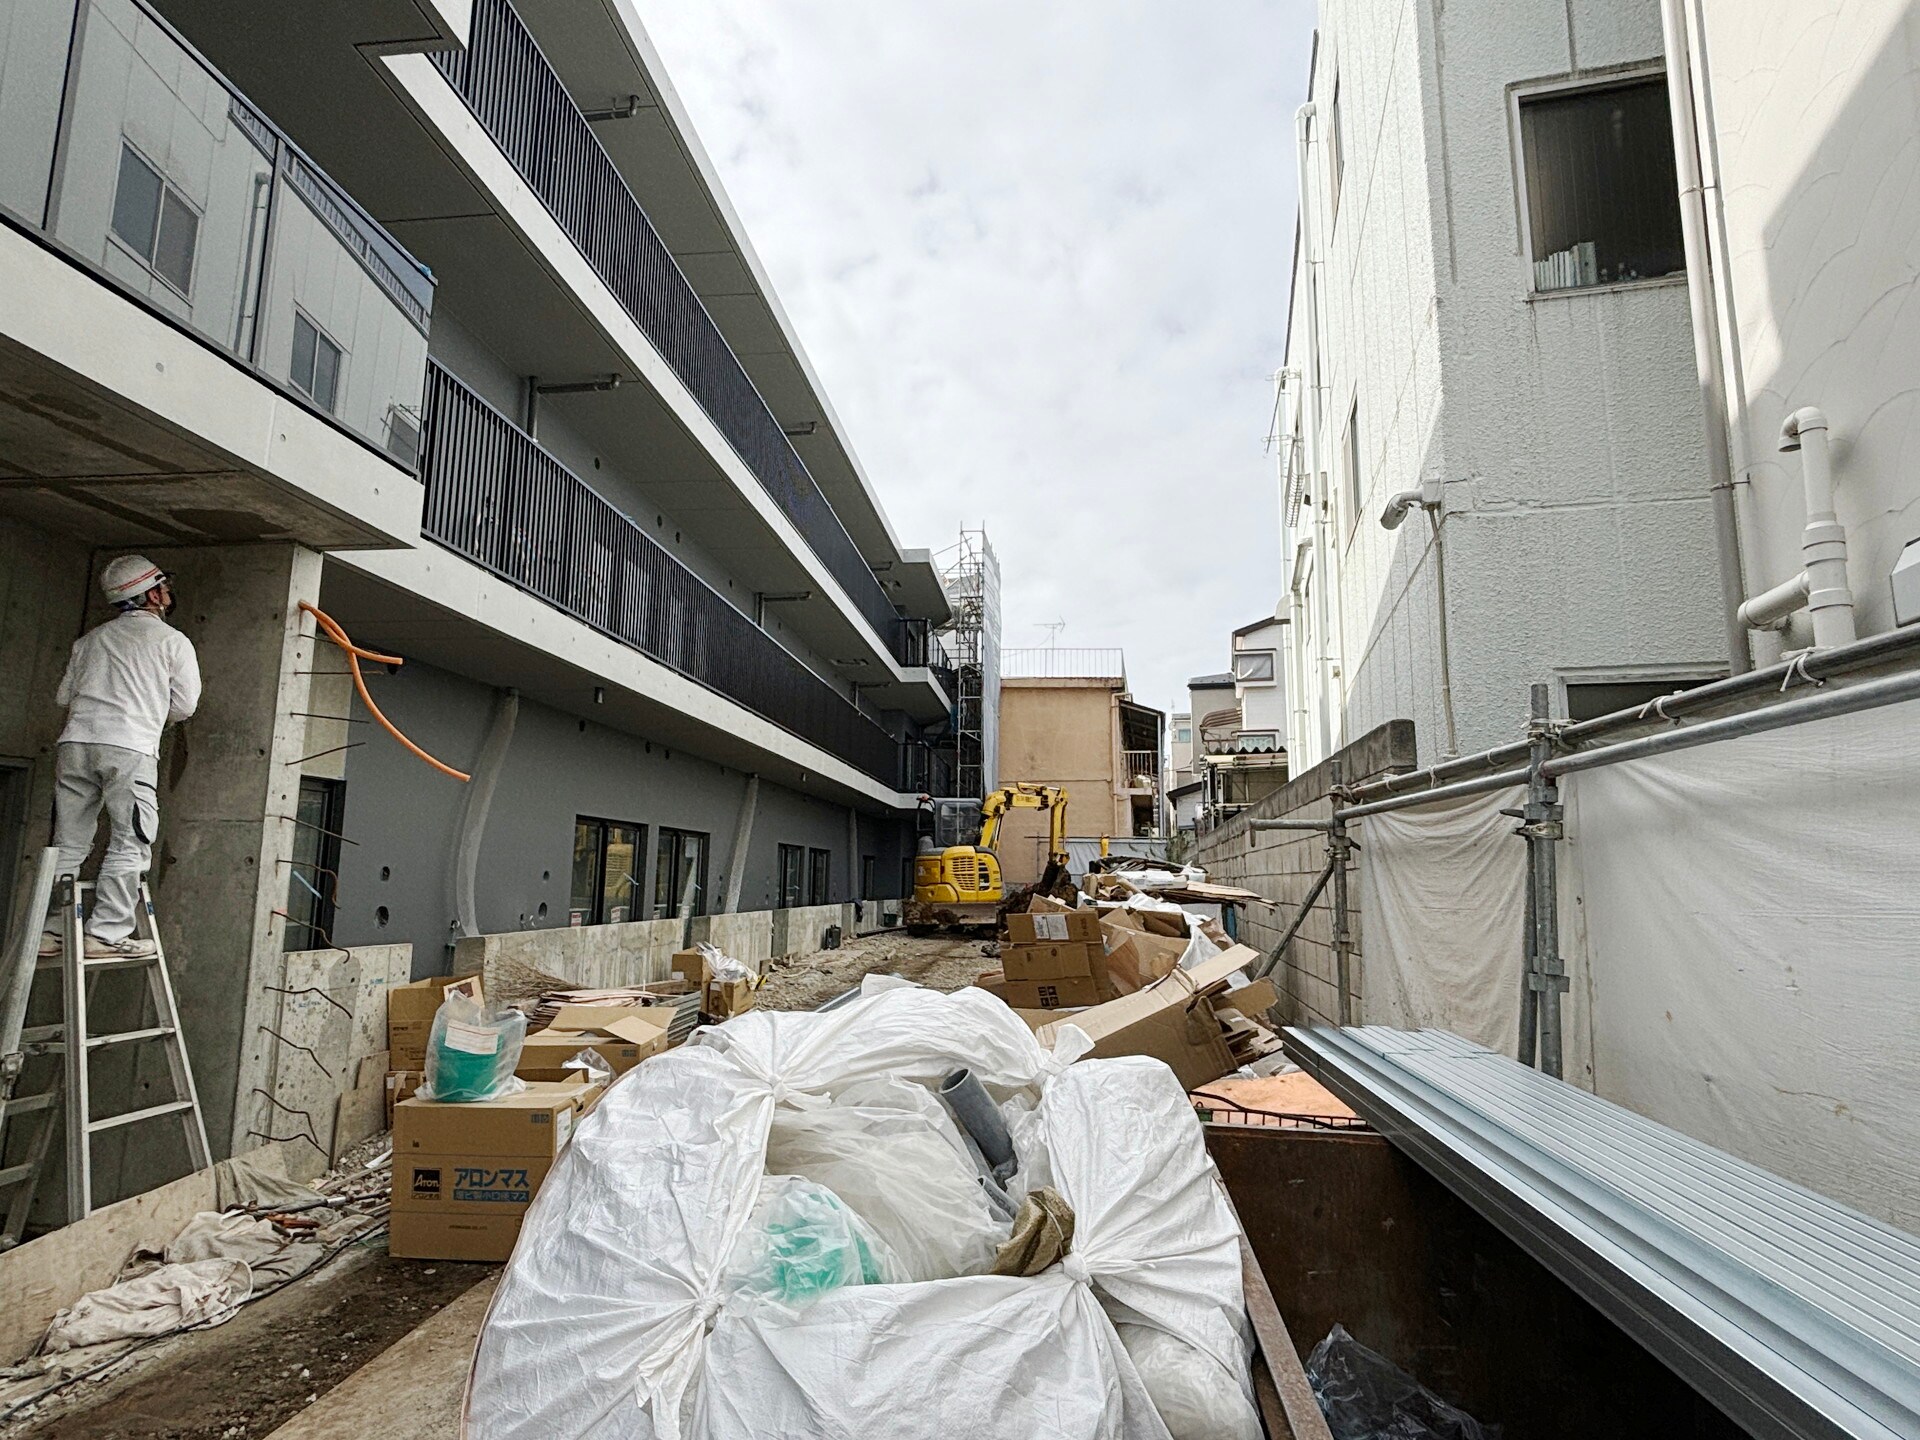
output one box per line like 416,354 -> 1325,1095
1196,626 -> 1920,1235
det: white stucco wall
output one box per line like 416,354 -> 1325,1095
1231,617 -> 1290,735
1281,0 -> 1727,770
1694,0 -> 1920,643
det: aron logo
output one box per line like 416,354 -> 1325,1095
411,1167 -> 442,1199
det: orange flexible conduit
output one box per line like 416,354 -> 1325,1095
299,601 -> 470,783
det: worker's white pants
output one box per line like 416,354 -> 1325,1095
52,742 -> 157,942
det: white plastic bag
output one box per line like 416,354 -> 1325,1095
1117,1322 -> 1263,1440
765,1083 -> 1005,1282
420,989 -> 526,1102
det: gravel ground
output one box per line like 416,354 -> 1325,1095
753,929 -> 1000,1012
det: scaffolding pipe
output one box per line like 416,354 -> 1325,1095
1327,762 -> 1354,1026
1522,684 -> 1568,1078
1250,818 -> 1333,833
1336,764 -> 1531,821
1250,850 -> 1339,982
1543,663 -> 1920,780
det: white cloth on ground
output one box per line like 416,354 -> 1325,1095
42,1259 -> 249,1352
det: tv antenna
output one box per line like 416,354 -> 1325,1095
1036,619 -> 1067,648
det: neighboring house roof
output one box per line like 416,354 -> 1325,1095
1167,779 -> 1205,799
1231,614 -> 1287,639
1187,672 -> 1236,688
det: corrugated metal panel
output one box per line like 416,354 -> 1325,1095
1284,1026 -> 1920,1440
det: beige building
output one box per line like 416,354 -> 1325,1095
996,650 -> 1163,885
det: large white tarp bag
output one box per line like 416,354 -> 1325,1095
464,985 -> 1252,1440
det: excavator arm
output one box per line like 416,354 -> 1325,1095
974,783 -> 1070,867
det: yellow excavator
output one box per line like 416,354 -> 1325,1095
908,783 -> 1070,932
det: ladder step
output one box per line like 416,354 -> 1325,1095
87,1098 -> 194,1133
20,1024 -> 62,1045
80,953 -> 160,972
2,1094 -> 55,1116
86,1025 -> 176,1050
0,1161 -> 37,1189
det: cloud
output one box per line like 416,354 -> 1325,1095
639,0 -> 1315,719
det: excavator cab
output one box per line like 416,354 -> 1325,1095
908,784 -> 1067,931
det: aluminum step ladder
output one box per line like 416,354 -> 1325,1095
0,847 -> 210,1242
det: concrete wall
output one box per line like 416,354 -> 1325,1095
1282,0 -> 1726,772
996,678 -> 1127,884
1694,0 -> 1920,647
327,655 -> 907,975
1194,722 -> 1416,1027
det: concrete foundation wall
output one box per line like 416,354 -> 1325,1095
689,910 -> 773,969
325,655 -> 904,976
454,917 -> 687,994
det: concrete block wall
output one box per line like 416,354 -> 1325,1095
1195,722 -> 1416,1028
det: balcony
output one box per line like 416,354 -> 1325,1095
0,0 -> 433,474
418,361 -> 902,786
427,0 -> 909,662
1121,749 -> 1162,795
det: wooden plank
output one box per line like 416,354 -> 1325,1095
1239,1228 -> 1334,1440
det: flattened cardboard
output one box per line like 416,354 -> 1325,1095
1004,909 -> 1102,945
1097,917 -> 1188,994
385,1069 -> 425,1125
1222,978 -> 1278,1019
1034,949 -> 1255,1092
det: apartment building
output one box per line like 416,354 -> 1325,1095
0,0 -> 949,1169
1276,1 -> 1729,771
995,649 -> 1163,884
1175,617 -> 1292,832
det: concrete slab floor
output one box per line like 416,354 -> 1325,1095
0,1241 -> 496,1440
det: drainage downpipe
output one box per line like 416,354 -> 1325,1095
1734,409 -> 1856,647
1660,0 -> 1750,674
1295,100 -> 1338,758
449,686 -> 518,944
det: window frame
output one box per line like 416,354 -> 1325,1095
1326,73 -> 1345,226
571,815 -> 647,926
778,843 -> 805,909
283,776 -> 345,952
1341,399 -> 1363,537
861,854 -> 877,898
806,847 -> 831,907
1551,664 -> 1725,723
290,308 -> 345,414
1233,650 -> 1277,685
653,827 -> 710,919
108,140 -> 201,299
1508,63 -> 1686,298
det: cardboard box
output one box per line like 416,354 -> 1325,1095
515,1015 -> 670,1082
670,950 -> 758,1020
389,1080 -> 589,1262
1034,949 -> 1257,1092
1004,908 -> 1102,945
974,972 -> 1093,1023
1096,915 -> 1189,994
989,971 -> 1110,1010
385,1069 -> 426,1125
386,973 -> 481,1072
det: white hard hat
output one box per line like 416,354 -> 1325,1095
101,555 -> 166,605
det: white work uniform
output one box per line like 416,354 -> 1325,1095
53,610 -> 201,941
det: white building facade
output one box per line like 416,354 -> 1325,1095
1277,0 -> 1732,771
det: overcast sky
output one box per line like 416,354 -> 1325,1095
639,2 -> 1316,720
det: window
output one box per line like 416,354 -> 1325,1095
386,406 -> 421,468
284,777 -> 344,951
110,143 -> 198,296
861,855 -> 877,898
1233,651 -> 1276,684
571,817 -> 645,925
778,844 -> 805,909
1518,75 -> 1684,291
654,828 -> 709,918
1327,75 -> 1345,222
1342,402 -> 1362,528
1563,676 -> 1720,723
1173,725 -> 1192,744
291,311 -> 343,413
807,848 -> 831,907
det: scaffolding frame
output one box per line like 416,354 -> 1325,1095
935,530 -> 1000,800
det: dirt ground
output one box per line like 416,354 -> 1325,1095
1,1241 -> 491,1440
753,929 -> 998,1011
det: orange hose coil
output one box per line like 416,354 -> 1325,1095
298,601 -> 470,783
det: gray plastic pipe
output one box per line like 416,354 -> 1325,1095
939,1067 -> 1016,1183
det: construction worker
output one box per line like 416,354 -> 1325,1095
41,556 -> 200,960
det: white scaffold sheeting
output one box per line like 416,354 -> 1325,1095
464,982 -> 1256,1440
1563,698 -> 1920,1234
1352,784 -> 1532,1055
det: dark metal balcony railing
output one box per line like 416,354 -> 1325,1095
420,362 -> 901,785
0,0 -> 433,467
431,0 -> 908,660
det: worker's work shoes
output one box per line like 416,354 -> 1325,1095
81,935 -> 156,960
